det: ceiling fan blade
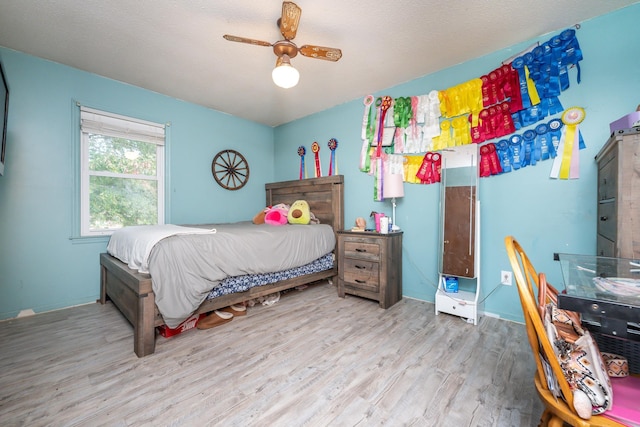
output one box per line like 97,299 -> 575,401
299,45 -> 343,62
280,1 -> 302,40
223,35 -> 272,47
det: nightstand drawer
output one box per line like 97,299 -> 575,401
343,261 -> 379,293
343,241 -> 380,261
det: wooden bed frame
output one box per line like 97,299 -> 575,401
100,175 -> 344,357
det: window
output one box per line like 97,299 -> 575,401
80,106 -> 165,236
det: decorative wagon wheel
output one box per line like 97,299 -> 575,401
211,149 -> 250,190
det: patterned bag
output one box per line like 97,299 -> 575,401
538,274 -> 612,417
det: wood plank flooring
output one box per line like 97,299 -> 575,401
0,282 -> 543,426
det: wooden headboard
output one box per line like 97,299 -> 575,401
265,175 -> 344,232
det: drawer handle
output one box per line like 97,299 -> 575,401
600,216 -> 608,221
355,248 -> 367,253
355,264 -> 366,269
355,279 -> 367,284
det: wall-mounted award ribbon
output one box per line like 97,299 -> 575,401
478,143 -> 502,178
360,96 -> 374,172
375,96 -> 393,158
547,118 -> 563,154
416,152 -> 434,184
522,129 -> 538,166
551,107 -> 585,179
373,96 -> 393,200
298,146 -> 307,180
393,96 -> 411,153
535,123 -> 553,160
431,153 -> 442,183
488,143 -> 502,175
422,90 -> 441,141
509,134 -> 524,170
496,140 -> 513,173
361,95 -> 374,142
451,116 -> 470,145
410,96 -> 420,141
327,138 -> 338,176
311,141 -> 322,178
479,144 -> 492,177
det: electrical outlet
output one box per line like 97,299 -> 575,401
500,270 -> 512,286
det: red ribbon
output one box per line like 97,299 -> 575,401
375,96 -> 393,158
416,152 -> 434,184
488,143 -> 502,175
311,141 -> 322,177
479,145 -> 492,177
431,153 -> 442,183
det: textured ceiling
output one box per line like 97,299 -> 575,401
0,0 -> 638,126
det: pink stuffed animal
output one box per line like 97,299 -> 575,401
264,203 -> 289,225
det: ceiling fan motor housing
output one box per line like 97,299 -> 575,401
273,40 -> 298,58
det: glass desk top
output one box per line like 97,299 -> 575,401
556,253 -> 640,340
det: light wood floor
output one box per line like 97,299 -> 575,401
0,282 -> 543,426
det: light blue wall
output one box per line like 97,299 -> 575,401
1,4 -> 639,322
274,4 -> 640,321
0,48 -> 273,319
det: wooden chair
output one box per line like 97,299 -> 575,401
504,236 -> 625,427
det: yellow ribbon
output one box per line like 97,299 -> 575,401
524,66 -> 540,106
558,124 -> 576,179
558,107 -> 585,179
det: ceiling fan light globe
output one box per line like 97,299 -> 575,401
272,63 -> 300,89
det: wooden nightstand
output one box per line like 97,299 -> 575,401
336,230 -> 403,309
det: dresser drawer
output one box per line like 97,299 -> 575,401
343,241 -> 380,261
597,234 -> 615,257
598,156 -> 618,201
597,201 -> 617,241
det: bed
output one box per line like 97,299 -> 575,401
99,175 -> 344,357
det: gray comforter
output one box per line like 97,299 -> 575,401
148,222 -> 335,328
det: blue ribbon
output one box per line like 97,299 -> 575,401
547,118 -> 564,155
522,129 -> 538,166
496,140 -> 513,173
509,134 -> 524,169
535,123 -> 554,160
521,29 -> 583,104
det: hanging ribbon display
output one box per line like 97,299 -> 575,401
354,27 -> 585,189
311,141 -> 322,178
298,146 -> 307,180
328,138 -> 338,176
551,107 -> 585,179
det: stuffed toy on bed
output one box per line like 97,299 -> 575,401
264,203 -> 290,226
287,200 -> 311,225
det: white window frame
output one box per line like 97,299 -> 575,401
80,106 -> 165,236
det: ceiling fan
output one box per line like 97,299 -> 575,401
223,1 -> 343,89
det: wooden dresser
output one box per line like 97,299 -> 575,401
595,127 -> 640,258
336,230 -> 403,308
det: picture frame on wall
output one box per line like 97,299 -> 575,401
0,59 -> 9,176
